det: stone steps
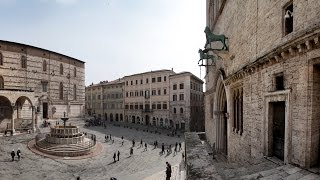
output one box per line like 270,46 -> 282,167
36,139 -> 93,152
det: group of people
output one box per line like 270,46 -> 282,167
10,148 -> 21,161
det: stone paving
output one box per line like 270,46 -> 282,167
0,118 -> 184,180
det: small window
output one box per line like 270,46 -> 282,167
59,82 -> 63,100
146,78 -> 149,83
152,104 -> 156,109
126,81 -> 128,86
163,103 -> 167,109
152,78 -> 156,83
21,55 -> 27,68
157,104 -> 161,109
164,76 -> 166,81
42,82 -> 48,92
43,60 -> 47,72
173,84 -> 177,90
179,94 -> 184,101
74,84 -> 77,100
180,83 -> 184,89
164,88 -> 167,95
275,74 -> 284,90
180,108 -> 184,114
284,2 -> 293,36
131,81 -> 133,85
158,89 -> 161,95
174,108 -> 176,114
152,90 -> 156,95
0,52 -> 3,65
136,80 -> 138,84
157,77 -> 161,82
173,94 -> 177,101
141,79 -> 143,84
0,76 -> 4,89
74,67 -> 77,77
60,63 -> 63,75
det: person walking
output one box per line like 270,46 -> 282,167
144,143 -> 147,151
140,139 -> 143,148
11,149 -> 15,161
132,139 -> 135,147
130,147 -> 133,156
162,143 -> 165,154
105,135 -> 107,142
17,148 -> 21,161
113,152 -> 116,162
179,143 -> 182,151
165,162 -> 172,180
117,151 -> 120,161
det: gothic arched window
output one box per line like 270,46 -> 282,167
43,60 -> 47,71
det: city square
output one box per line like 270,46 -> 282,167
0,118 -> 184,180
1,0 -> 320,179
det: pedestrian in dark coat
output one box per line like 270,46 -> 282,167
162,143 -> 165,154
130,147 -> 133,156
165,162 -> 172,180
144,143 -> 147,151
17,148 -> 21,161
113,153 -> 116,162
179,143 -> 182,151
117,151 -> 120,161
11,149 -> 15,161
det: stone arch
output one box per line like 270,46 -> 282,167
15,96 -> 34,130
160,118 -> 164,127
110,113 -> 113,122
152,117 -> 156,126
116,113 -> 119,121
0,96 -> 13,132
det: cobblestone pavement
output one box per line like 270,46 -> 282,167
0,118 -> 184,180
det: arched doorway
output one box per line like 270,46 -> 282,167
152,117 -> 156,126
132,116 -> 136,123
110,113 -> 113,122
120,114 -> 123,121
215,78 -> 228,156
137,117 -> 140,124
116,113 -> 119,121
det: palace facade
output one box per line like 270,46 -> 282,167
85,69 -> 204,132
204,0 -> 320,168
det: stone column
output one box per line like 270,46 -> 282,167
32,106 -> 36,133
11,105 -> 16,134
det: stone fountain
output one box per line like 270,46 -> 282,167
33,112 -> 97,157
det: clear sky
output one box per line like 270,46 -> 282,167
0,0 -> 206,86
